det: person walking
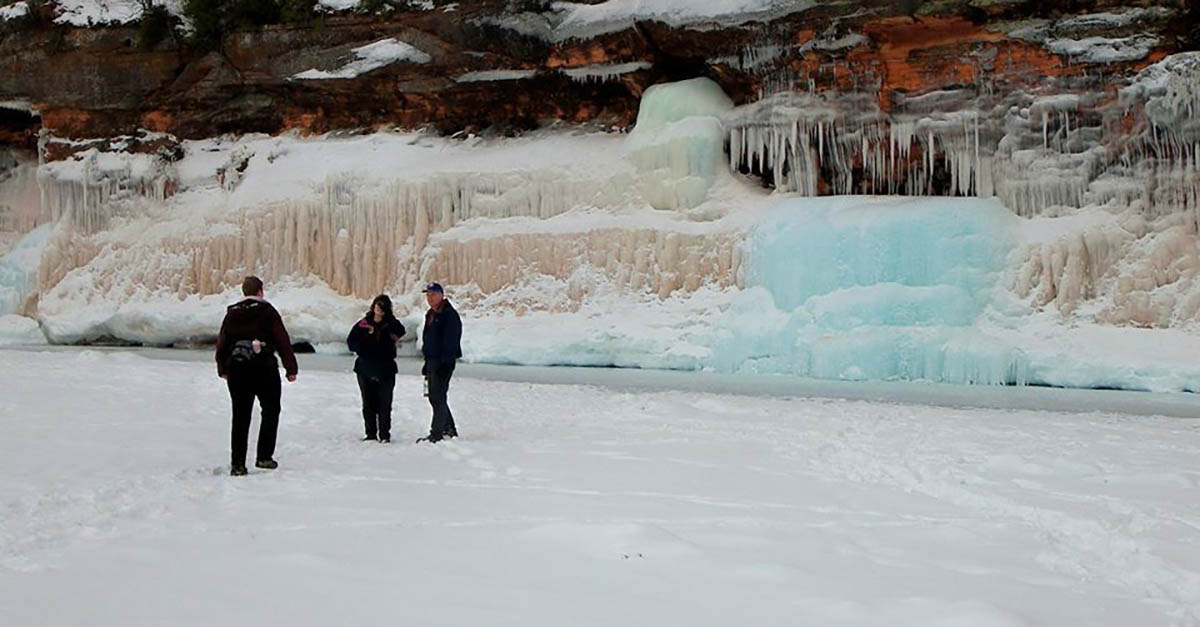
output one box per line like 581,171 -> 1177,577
347,294 -> 406,443
215,276 -> 298,476
418,282 -> 462,443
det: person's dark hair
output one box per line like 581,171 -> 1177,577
242,276 -> 264,296
368,294 -> 394,319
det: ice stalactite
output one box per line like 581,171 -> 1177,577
723,81 -> 1183,220
988,94 -> 1107,218
709,27 -> 866,75
33,78 -> 749,327
426,227 -> 740,307
726,93 -> 998,201
36,149 -> 175,234
1007,53 -> 1200,327
1,151 -> 53,316
0,154 -> 46,248
202,170 -> 637,300
1119,52 -> 1200,229
560,62 -> 651,84
710,41 -> 790,73
990,53 -> 1198,226
38,153 -> 738,311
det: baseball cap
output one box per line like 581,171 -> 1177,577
422,282 -> 444,294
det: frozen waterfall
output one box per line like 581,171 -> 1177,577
711,196 -> 1030,385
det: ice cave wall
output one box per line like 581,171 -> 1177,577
2,78 -> 746,342
726,52 -> 1200,329
0,49 -> 1197,355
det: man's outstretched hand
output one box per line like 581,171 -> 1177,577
287,374 -> 297,383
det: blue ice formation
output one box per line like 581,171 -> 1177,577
627,77 -> 734,211
711,196 -> 1031,385
0,223 -> 51,316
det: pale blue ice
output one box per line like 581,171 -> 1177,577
709,196 -> 1031,385
0,224 -> 51,316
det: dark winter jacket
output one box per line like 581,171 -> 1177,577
422,300 -> 463,364
215,298 -> 298,378
347,315 -> 406,380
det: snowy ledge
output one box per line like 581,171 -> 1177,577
292,38 -> 432,80
550,0 -> 818,42
1046,35 -> 1159,64
454,69 -> 539,83
27,0 -> 435,27
51,0 -> 183,27
316,0 -> 438,10
0,1 -> 28,21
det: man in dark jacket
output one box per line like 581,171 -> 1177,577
215,276 -> 299,476
347,294 -> 406,443
418,282 -> 462,443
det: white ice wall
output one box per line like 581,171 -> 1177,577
27,80 -> 758,344
6,71 -> 1200,390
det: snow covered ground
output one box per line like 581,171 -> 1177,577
2,348 -> 1198,626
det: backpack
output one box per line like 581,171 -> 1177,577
228,339 -> 260,371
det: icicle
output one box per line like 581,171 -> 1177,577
817,120 -> 824,160
1042,110 -> 1048,150
973,112 -> 981,197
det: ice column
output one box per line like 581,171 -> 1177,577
628,77 -> 735,212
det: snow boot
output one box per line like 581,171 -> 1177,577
255,459 -> 278,470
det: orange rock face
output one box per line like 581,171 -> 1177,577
0,1 -> 1188,149
139,111 -> 174,134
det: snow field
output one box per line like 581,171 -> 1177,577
1,349 -> 1198,626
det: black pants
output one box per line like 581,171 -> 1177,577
227,368 -> 281,468
357,372 -> 395,439
426,360 -> 457,437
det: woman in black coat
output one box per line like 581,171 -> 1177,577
347,294 -> 406,443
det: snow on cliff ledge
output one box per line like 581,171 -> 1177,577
0,1 -> 28,21
551,0 -> 817,40
292,38 -> 432,80
51,0 -> 179,26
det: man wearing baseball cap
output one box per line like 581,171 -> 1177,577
418,282 -> 462,442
